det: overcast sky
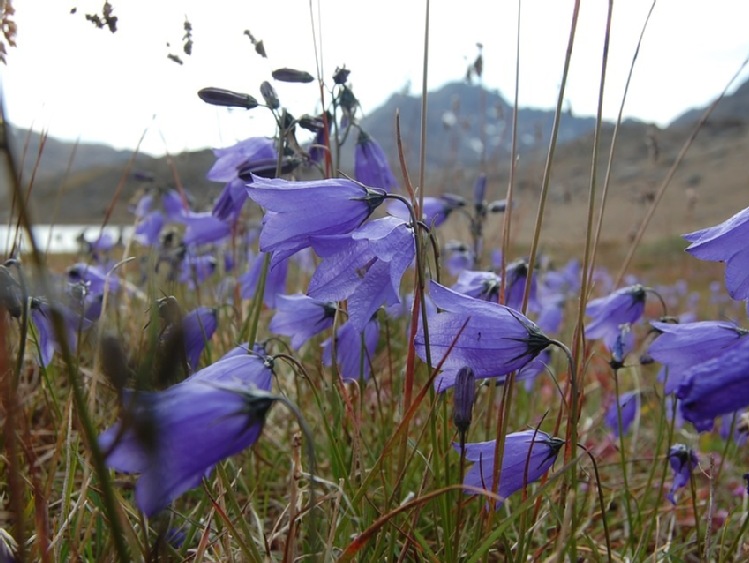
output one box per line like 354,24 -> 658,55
2,0 -> 749,156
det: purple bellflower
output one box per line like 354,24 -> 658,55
451,270 -> 500,302
245,175 -> 386,264
443,241 -> 474,276
456,429 -> 564,506
135,211 -> 165,247
100,353 -> 273,517
207,137 -> 276,183
605,323 -> 634,370
676,336 -> 749,431
604,391 -> 639,438
308,216 -> 415,330
684,205 -> 749,300
181,212 -> 231,246
322,317 -> 379,382
180,307 -> 218,370
667,444 -> 698,504
269,294 -> 337,349
452,367 -> 476,435
67,263 -> 120,295
649,320 -> 749,393
585,285 -> 647,342
416,281 -> 552,382
387,195 -> 465,229
179,253 -> 217,288
503,259 -> 538,312
30,299 -> 91,367
240,252 -> 289,308
355,130 -> 398,192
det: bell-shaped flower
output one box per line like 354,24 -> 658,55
605,323 -> 634,370
443,241 -> 474,276
67,263 -> 120,295
416,281 -> 552,381
684,205 -> 749,300
180,307 -> 218,370
308,216 -> 415,330
456,429 -> 564,506
604,391 -> 639,437
135,210 -> 165,247
207,137 -> 276,183
30,299 -> 91,367
676,336 -> 749,431
100,353 -> 273,517
649,320 -> 749,393
322,317 -> 379,382
179,253 -> 217,288
239,252 -> 288,308
246,175 -> 386,263
667,444 -> 698,504
451,270 -> 500,302
503,259 -> 538,312
269,294 -> 337,349
585,285 -> 647,342
355,130 -> 398,192
181,212 -> 231,246
387,195 -> 465,228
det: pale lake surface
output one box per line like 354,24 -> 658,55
0,224 -> 134,254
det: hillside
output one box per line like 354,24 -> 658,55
3,79 -> 749,248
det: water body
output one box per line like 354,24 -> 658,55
0,224 -> 134,255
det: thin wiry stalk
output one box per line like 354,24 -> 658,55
614,53 -> 749,285
588,0 -> 657,288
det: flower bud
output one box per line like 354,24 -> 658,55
272,68 -> 314,84
259,81 -> 279,109
452,367 -> 475,434
333,66 -> 351,85
198,87 -> 258,109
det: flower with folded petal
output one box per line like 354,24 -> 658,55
585,285 -> 647,342
208,138 -> 277,218
246,175 -> 386,263
239,252 -> 288,308
416,281 -> 552,381
355,130 -> 398,192
179,307 -> 218,370
456,429 -> 564,506
100,354 -> 273,516
387,195 -> 465,228
604,391 -> 639,437
676,336 -> 749,431
322,317 -> 379,382
269,294 -> 337,349
308,216 -> 415,330
667,444 -> 698,504
684,205 -> 749,300
451,270 -> 500,302
649,320 -> 748,393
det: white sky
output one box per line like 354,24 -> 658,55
2,0 -> 749,156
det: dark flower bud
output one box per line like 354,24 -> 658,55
259,81 -> 279,109
452,366 -> 475,434
272,68 -> 314,84
473,174 -> 487,210
198,87 -> 258,109
333,66 -> 351,85
237,157 -> 301,180
488,199 -> 510,213
299,113 -> 326,132
0,264 -> 23,318
339,85 -> 358,113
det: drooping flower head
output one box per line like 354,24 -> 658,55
456,429 -> 564,507
451,270 -> 500,302
99,353 -> 274,517
308,216 -> 415,330
604,391 -> 639,438
667,444 -> 698,504
322,317 -> 379,382
684,205 -> 749,300
416,281 -> 552,386
355,130 -> 398,193
269,294 -> 337,350
387,194 -> 466,228
585,285 -> 647,342
179,307 -> 218,371
649,319 -> 748,394
207,137 -> 276,183
676,336 -> 749,431
245,175 -> 386,264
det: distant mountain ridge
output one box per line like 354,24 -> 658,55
355,81 -> 604,172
